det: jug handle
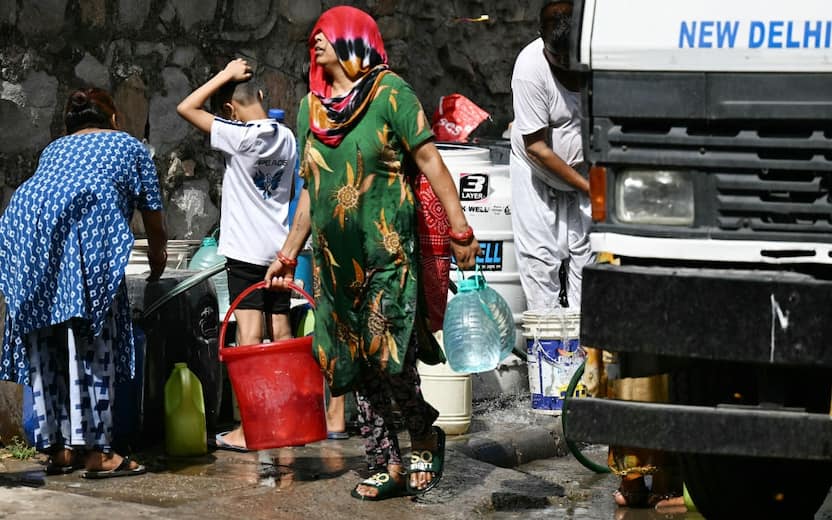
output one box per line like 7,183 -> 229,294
180,365 -> 190,396
453,264 -> 485,287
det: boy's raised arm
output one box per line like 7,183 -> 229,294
177,58 -> 252,133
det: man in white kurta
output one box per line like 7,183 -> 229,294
510,1 -> 594,311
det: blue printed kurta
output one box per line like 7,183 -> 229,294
0,131 -> 163,385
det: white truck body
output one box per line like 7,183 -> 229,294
581,0 -> 832,72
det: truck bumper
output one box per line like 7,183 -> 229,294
565,398 -> 832,460
575,263 -> 832,459
580,263 -> 832,368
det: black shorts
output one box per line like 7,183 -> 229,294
226,257 -> 290,314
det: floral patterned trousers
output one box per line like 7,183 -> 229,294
354,333 -> 439,470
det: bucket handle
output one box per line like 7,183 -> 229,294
219,281 -> 315,359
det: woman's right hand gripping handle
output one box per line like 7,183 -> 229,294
264,252 -> 297,291
266,189 -> 311,291
450,230 -> 480,270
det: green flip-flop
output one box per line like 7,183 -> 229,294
406,426 -> 446,495
350,472 -> 412,501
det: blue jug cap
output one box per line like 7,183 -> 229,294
268,108 -> 285,122
201,236 -> 218,247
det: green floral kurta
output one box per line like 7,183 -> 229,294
298,73 -> 437,395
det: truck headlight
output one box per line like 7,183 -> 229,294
615,169 -> 694,225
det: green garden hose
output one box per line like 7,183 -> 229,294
561,360 -> 612,474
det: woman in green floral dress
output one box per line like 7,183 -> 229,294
265,6 -> 479,501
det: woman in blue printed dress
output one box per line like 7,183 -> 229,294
0,88 -> 167,478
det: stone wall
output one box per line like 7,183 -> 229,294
0,0 -> 543,239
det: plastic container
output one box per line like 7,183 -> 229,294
437,144 -> 526,354
268,108 -> 285,122
468,273 -> 515,361
164,362 -> 208,456
111,323 -> 145,452
417,331 -> 472,435
127,239 -> 201,275
683,483 -> 699,513
220,281 -> 326,450
22,385 -> 36,446
189,236 -> 229,317
294,249 -> 313,291
293,304 -> 315,337
442,275 -> 502,374
125,271 -> 221,448
522,310 -> 586,415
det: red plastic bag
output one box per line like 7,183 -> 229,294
431,94 -> 490,142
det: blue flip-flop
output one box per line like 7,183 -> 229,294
327,431 -> 350,440
214,431 -> 252,453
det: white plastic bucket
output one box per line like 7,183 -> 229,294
126,239 -> 201,275
417,332 -> 472,435
522,310 -> 586,415
438,143 -> 526,355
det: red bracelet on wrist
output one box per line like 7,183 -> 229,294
277,252 -> 297,267
448,225 -> 474,244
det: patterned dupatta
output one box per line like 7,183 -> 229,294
308,6 -> 390,147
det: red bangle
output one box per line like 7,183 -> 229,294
448,225 -> 474,244
277,252 -> 297,267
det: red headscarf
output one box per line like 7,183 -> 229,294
307,6 -> 390,146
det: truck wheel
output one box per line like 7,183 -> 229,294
682,453 -> 831,519
670,363 -> 832,519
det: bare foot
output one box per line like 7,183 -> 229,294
219,426 -> 247,449
354,464 -> 406,498
614,476 -> 650,508
654,495 -> 687,514
50,448 -> 75,466
409,430 -> 438,491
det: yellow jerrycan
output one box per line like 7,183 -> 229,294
164,362 -> 207,456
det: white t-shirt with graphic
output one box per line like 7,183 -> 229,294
510,38 -> 583,192
211,117 -> 297,266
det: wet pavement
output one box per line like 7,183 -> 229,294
1,398 -> 831,519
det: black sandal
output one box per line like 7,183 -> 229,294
81,456 -> 146,479
45,448 -> 86,475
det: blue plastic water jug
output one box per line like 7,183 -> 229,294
470,274 -> 516,361
442,276 -> 501,374
295,249 -> 313,291
268,108 -> 285,122
189,236 -> 230,317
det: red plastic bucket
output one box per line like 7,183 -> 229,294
219,281 -> 326,450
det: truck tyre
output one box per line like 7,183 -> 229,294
671,363 -> 832,519
682,453 -> 831,519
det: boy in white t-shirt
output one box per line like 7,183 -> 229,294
177,58 -> 297,451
